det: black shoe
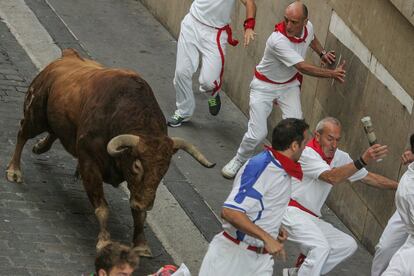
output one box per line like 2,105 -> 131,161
208,94 -> 221,116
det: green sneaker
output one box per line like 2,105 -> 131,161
167,114 -> 190,127
208,94 -> 221,116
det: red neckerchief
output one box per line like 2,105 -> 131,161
274,21 -> 308,43
266,146 -> 303,180
307,137 -> 333,165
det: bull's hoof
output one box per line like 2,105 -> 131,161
5,169 -> 22,183
32,139 -> 51,154
133,244 -> 153,258
96,239 -> 112,252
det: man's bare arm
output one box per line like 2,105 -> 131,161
310,35 -> 335,65
360,172 -> 398,190
239,0 -> 256,18
319,144 -> 388,185
221,207 -> 285,258
295,60 -> 346,83
239,0 -> 256,46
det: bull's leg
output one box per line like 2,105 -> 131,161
79,159 -> 111,251
6,118 -> 45,183
131,208 -> 152,257
32,133 -> 57,154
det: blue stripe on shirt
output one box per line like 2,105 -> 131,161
232,150 -> 281,242
234,151 -> 274,204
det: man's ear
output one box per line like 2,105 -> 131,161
98,269 -> 108,276
314,131 -> 321,143
291,140 -> 300,152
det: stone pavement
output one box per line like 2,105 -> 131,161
0,18 -> 172,276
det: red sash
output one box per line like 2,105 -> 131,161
306,137 -> 333,165
274,21 -> 308,43
266,146 -> 303,180
255,69 -> 303,85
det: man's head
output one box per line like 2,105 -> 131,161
314,117 -> 342,159
272,118 -> 310,161
284,1 -> 308,37
95,242 -> 139,276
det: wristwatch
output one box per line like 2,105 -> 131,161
319,50 -> 327,58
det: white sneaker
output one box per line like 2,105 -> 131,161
282,267 -> 298,276
221,156 -> 244,179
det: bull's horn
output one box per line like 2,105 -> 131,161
107,134 -> 141,157
171,137 -> 215,168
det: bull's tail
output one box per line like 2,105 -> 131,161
171,137 -> 215,168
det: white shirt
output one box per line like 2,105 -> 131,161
190,0 -> 236,28
395,162 -> 414,235
255,21 -> 314,86
382,245 -> 414,276
223,150 -> 292,247
291,146 -> 368,217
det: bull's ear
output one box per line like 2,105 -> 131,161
132,159 -> 144,181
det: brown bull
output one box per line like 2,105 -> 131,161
6,48 -> 214,257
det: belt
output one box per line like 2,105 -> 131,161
288,199 -> 318,217
223,231 -> 268,254
254,69 -> 303,85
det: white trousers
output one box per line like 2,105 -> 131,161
282,207 -> 357,276
174,14 -> 227,118
371,211 -> 408,276
382,235 -> 414,276
199,232 -> 274,276
236,78 -> 303,162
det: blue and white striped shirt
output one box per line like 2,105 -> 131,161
223,150 -> 292,247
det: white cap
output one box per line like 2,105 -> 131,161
361,116 -> 372,126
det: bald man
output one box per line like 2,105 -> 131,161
282,117 -> 398,276
222,1 -> 346,179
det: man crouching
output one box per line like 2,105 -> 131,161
199,118 -> 310,276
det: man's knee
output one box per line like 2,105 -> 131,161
175,66 -> 193,82
342,235 -> 358,257
304,243 -> 331,265
281,109 -> 303,120
245,126 -> 268,142
199,80 -> 217,93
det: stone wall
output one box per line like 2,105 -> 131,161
139,0 -> 414,252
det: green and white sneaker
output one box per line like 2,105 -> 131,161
208,94 -> 221,116
167,113 -> 190,127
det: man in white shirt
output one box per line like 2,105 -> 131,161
382,134 -> 414,276
199,118 -> 310,276
167,0 -> 257,127
222,1 -> 346,179
281,117 -> 398,276
371,146 -> 414,276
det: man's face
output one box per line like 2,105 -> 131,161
284,5 -> 307,37
315,123 -> 341,159
99,264 -> 134,276
292,130 -> 310,162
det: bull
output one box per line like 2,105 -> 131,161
6,48 -> 214,257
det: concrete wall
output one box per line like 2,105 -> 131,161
390,0 -> 414,26
139,0 -> 414,252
